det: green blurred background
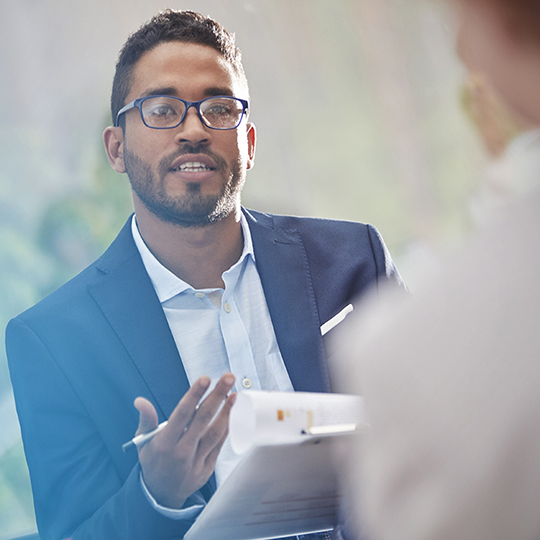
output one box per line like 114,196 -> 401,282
0,0 -> 486,537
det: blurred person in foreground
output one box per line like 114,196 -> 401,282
462,72 -> 540,225
5,9 -> 403,540
335,1 -> 540,539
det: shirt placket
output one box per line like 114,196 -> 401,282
220,257 -> 261,393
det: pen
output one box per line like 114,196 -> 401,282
122,420 -> 168,452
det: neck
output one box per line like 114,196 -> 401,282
134,201 -> 244,290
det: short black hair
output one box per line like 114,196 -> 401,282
111,9 -> 248,127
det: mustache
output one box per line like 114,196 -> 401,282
158,144 -> 227,177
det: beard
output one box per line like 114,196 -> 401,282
123,144 -> 245,228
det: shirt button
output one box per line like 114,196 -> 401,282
242,378 -> 253,389
195,292 -> 205,298
224,302 -> 232,313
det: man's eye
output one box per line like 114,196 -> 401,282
147,104 -> 177,117
206,104 -> 231,116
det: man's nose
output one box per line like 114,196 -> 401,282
173,106 -> 210,145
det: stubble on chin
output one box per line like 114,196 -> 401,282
123,148 -> 244,228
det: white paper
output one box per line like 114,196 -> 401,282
183,391 -> 367,540
229,390 -> 366,455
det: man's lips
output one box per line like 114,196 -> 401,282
165,153 -> 219,182
169,153 -> 217,174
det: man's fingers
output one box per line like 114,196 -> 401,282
134,397 -> 159,437
153,373 -> 234,449
186,374 -> 235,438
134,377 -> 235,508
197,392 -> 236,457
203,416 -> 232,469
159,376 -> 212,446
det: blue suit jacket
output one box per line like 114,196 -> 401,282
6,208 -> 402,540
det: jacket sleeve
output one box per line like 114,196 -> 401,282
6,317 -> 205,540
366,224 -> 405,292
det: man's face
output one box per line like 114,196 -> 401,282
118,41 -> 255,227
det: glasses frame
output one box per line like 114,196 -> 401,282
115,95 -> 249,130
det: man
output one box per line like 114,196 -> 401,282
6,10 -> 402,540
336,1 -> 540,539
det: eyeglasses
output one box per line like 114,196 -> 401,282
115,95 -> 249,130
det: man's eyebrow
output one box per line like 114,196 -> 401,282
203,87 -> 234,97
142,87 -> 178,97
140,87 -> 235,98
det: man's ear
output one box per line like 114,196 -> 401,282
103,126 -> 126,173
246,122 -> 256,170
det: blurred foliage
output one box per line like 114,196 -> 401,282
37,149 -> 133,293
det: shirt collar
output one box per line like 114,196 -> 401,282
131,212 -> 255,303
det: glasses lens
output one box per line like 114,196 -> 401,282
142,97 -> 185,128
200,98 -> 245,129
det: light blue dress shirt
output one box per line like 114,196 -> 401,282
131,214 -> 294,515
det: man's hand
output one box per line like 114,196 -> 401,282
134,373 -> 236,508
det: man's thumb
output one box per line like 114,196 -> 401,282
134,396 -> 159,436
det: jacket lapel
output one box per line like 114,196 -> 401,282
87,218 -> 191,420
244,209 -> 331,393
87,211 -> 331,403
